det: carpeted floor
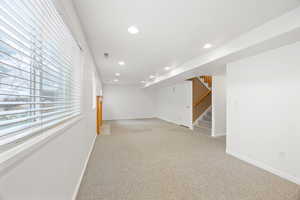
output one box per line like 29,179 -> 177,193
76,119 -> 299,200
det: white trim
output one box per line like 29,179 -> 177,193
72,134 -> 97,200
211,85 -> 216,137
227,150 -> 300,185
212,132 -> 226,137
0,116 -> 83,165
156,117 -> 193,130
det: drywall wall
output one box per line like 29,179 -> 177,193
103,82 -> 193,128
212,75 -> 226,137
154,81 -> 193,129
103,85 -> 155,120
0,1 -> 102,200
227,41 -> 300,185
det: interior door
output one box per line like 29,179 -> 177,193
96,96 -> 103,134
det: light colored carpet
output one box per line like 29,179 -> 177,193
76,118 -> 300,200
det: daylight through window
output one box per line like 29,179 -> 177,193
0,0 -> 81,145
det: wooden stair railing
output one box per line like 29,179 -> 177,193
193,90 -> 211,107
200,76 -> 212,87
190,76 -> 212,122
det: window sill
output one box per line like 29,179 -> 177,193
0,115 -> 83,165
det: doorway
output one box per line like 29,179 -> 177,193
96,96 -> 103,134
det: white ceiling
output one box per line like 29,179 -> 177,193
73,0 -> 300,85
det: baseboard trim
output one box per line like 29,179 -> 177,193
227,150 -> 300,185
156,117 -> 193,130
72,134 -> 97,200
212,132 -> 226,137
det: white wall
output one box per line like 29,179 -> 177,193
103,82 -> 193,129
212,75 -> 227,137
0,1 -> 102,200
103,85 -> 155,120
227,41 -> 300,185
154,81 -> 193,129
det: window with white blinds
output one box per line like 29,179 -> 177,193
0,0 -> 82,146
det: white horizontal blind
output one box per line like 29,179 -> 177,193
0,0 -> 81,145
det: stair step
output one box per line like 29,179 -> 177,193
198,120 -> 212,129
203,115 -> 212,121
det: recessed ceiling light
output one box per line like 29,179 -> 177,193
128,26 -> 139,34
203,43 -> 213,49
164,66 -> 171,71
118,61 -> 125,66
114,79 -> 119,82
115,73 -> 120,76
149,75 -> 155,79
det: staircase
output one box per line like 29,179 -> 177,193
196,107 -> 212,129
189,75 -> 212,130
200,76 -> 212,88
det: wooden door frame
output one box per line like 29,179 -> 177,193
96,96 -> 103,135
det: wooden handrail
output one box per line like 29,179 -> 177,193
193,90 -> 211,107
200,76 -> 212,87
